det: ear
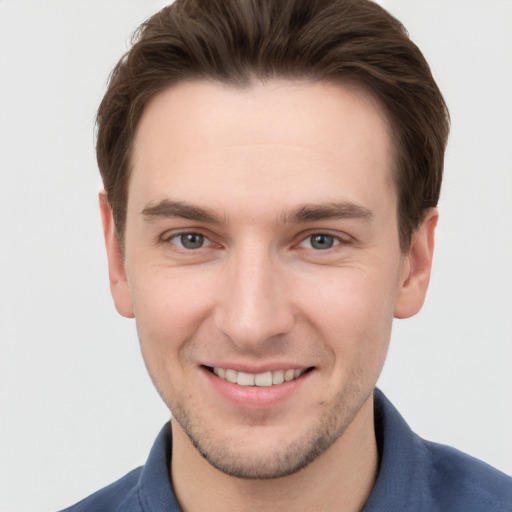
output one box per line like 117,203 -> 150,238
99,191 -> 134,318
394,208 -> 438,319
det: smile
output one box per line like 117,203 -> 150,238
211,367 -> 308,387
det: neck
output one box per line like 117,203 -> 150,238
170,395 -> 378,512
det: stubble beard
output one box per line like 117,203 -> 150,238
169,383 -> 373,480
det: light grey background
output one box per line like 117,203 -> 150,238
1,1 -> 511,511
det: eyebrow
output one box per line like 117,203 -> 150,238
141,199 -> 223,224
141,199 -> 373,224
281,202 -> 373,224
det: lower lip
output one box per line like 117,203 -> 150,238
201,367 -> 312,410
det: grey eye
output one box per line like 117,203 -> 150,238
309,234 -> 335,250
179,233 -> 205,249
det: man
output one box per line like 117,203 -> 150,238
62,0 -> 511,510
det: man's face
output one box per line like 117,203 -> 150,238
104,80 -> 428,478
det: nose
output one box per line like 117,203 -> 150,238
213,244 -> 295,351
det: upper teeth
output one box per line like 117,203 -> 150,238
213,368 -> 305,387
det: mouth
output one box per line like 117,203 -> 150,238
205,366 -> 314,387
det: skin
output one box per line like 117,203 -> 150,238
100,80 -> 437,511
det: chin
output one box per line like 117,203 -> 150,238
171,384 -> 373,479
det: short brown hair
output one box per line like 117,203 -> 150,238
96,0 -> 449,251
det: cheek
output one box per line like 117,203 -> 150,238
296,268 -> 398,367
129,270 -> 218,408
129,270 -> 216,360
302,267 -> 396,325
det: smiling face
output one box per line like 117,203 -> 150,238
101,79 -> 436,479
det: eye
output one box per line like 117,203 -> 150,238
166,232 -> 211,250
299,233 -> 341,250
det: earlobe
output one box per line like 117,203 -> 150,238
99,192 -> 134,318
394,208 -> 438,319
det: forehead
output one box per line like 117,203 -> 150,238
129,79 -> 395,217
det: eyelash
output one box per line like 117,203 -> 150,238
161,230 -> 351,252
161,231 -> 215,250
297,232 -> 349,250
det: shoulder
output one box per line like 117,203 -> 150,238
369,389 -> 512,512
423,439 -> 512,511
58,422 -> 179,512
58,467 -> 143,512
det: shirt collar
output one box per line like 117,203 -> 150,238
362,388 -> 433,511
138,422 -> 181,511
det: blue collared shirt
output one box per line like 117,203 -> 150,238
60,389 -> 512,511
